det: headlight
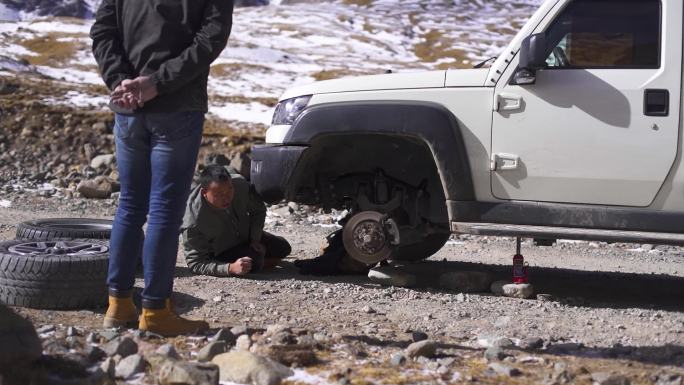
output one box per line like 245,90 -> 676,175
271,95 -> 311,125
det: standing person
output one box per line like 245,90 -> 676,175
90,0 -> 234,336
182,165 -> 291,277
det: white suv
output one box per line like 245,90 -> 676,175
251,0 -> 684,264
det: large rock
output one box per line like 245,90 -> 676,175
368,265 -> 417,287
197,341 -> 228,362
77,176 -> 119,199
103,336 -> 138,358
502,283 -> 535,299
0,304 -> 42,367
211,351 -> 293,385
405,340 -> 437,359
439,271 -> 495,292
158,360 -> 220,385
591,372 -> 631,385
115,354 -> 147,379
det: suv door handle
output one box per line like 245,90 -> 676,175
644,89 -> 669,116
495,93 -> 523,112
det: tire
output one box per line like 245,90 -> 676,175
0,239 -> 109,309
16,218 -> 113,240
390,233 -> 450,262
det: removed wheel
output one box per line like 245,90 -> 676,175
16,218 -> 113,240
0,239 -> 109,309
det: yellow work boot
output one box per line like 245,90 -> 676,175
103,295 -> 138,328
139,299 -> 209,337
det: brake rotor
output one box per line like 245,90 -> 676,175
342,211 -> 392,264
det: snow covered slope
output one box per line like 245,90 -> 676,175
0,0 -> 542,126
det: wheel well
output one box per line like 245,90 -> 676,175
289,133 -> 449,224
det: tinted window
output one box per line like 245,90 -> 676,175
545,0 -> 660,68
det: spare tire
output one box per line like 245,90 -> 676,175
0,239 -> 109,309
16,218 -> 113,240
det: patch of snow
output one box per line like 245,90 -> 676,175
209,102 -> 274,125
36,65 -> 103,84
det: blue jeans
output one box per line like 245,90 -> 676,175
108,112 -> 204,309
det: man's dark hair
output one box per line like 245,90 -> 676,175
199,165 -> 232,189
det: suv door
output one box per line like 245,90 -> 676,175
491,0 -> 682,206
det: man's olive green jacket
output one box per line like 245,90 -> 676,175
181,175 -> 266,276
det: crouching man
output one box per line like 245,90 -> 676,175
181,164 -> 291,276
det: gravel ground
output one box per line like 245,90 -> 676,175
1,193 -> 683,384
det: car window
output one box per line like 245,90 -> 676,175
544,0 -> 660,69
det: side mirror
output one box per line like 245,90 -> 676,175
513,33 -> 547,85
519,33 -> 548,70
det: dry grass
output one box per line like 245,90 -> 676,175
342,0 -> 374,6
19,33 -> 83,66
414,29 -> 469,65
311,69 -> 365,81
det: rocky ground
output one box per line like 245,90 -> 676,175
0,190 -> 683,385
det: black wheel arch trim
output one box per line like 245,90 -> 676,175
284,101 -> 475,202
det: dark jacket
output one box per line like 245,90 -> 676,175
181,174 -> 267,276
90,0 -> 233,113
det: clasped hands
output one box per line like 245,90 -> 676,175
228,242 -> 266,276
110,76 -> 159,110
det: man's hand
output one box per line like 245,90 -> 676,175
110,76 -> 159,110
228,257 -> 252,276
250,242 -> 266,258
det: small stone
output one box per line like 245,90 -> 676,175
390,353 -> 406,366
36,324 -> 56,334
455,293 -> 466,302
212,351 -> 293,385
484,346 -> 506,361
86,332 -> 99,344
101,357 -> 116,378
115,354 -> 147,379
492,337 -> 514,348
159,360 -> 220,385
519,337 -> 544,350
361,306 -> 376,314
77,176 -> 117,199
213,296 -> 222,302
67,326 -> 80,337
212,328 -> 237,346
486,362 -> 521,377
104,336 -> 138,358
439,271 -> 495,292
100,329 -> 120,342
287,202 -> 299,212
236,334 -> 252,351
155,344 -> 180,359
90,154 -> 116,169
411,331 -> 428,342
405,340 -> 438,359
536,293 -> 554,302
656,375 -> 682,385
230,325 -> 249,337
133,329 -> 147,339
368,266 -> 417,287
591,372 -> 631,385
198,341 -> 228,362
271,332 -> 296,345
84,345 -> 107,363
502,283 -> 535,299
266,324 -> 291,336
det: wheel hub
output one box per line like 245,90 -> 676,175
8,241 -> 109,257
342,211 -> 392,264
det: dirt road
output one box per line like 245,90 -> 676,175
1,194 -> 683,384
